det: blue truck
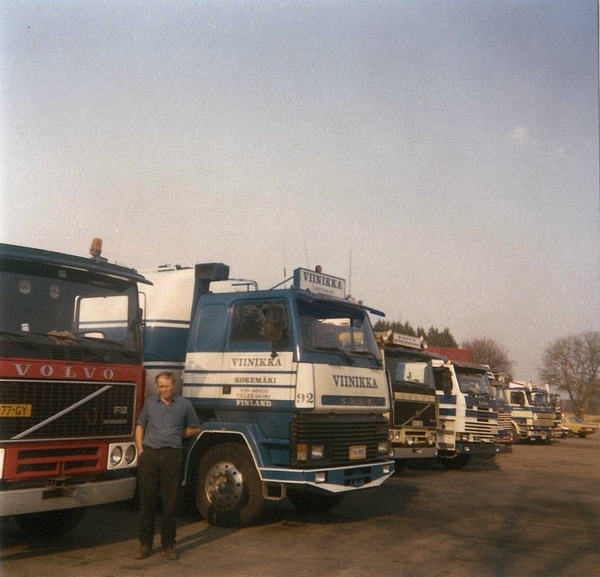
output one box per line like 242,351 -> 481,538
141,264 -> 394,526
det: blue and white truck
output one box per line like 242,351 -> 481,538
433,360 -> 498,469
141,264 -> 393,526
504,381 -> 554,443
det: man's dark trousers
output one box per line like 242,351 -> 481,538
138,447 -> 183,549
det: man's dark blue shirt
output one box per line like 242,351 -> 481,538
137,394 -> 200,449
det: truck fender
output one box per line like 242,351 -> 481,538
181,424 -> 270,488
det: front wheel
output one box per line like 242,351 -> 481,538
287,489 -> 345,516
14,507 -> 87,539
196,443 -> 265,527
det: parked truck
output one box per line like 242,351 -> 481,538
376,331 -> 438,467
504,381 -> 554,443
141,264 -> 394,526
488,374 -> 513,452
0,240 -> 149,536
550,392 -> 566,439
433,360 -> 498,469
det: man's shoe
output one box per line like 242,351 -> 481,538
135,546 -> 151,559
163,547 -> 180,561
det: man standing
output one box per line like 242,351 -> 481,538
134,371 -> 201,561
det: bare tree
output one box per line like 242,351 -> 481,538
540,331 -> 600,419
462,337 -> 514,376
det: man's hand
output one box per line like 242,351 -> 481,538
182,426 -> 201,439
135,424 -> 145,455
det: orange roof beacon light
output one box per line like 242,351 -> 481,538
90,237 -> 103,259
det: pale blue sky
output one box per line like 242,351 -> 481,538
1,0 -> 598,380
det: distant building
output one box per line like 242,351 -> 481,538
427,347 -> 474,363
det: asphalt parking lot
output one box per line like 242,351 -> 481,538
2,434 -> 599,577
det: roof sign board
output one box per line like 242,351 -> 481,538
293,268 -> 346,299
390,333 -> 423,349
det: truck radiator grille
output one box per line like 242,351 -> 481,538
393,399 -> 437,428
497,410 -> 512,429
0,379 -> 136,441
535,412 -> 554,428
12,445 -> 103,478
464,421 -> 497,441
464,405 -> 497,441
290,413 -> 388,466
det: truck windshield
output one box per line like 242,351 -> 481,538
297,298 -> 381,364
0,265 -> 141,363
527,390 -> 550,407
491,384 -> 507,403
455,370 -> 493,397
386,359 -> 434,389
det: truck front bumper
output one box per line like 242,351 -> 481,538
392,446 -> 437,460
0,476 -> 137,517
259,460 -> 395,493
455,441 -> 497,457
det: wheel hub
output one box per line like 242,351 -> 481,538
205,460 -> 244,511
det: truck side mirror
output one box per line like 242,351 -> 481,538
264,305 -> 285,341
443,375 -> 453,397
435,369 -> 453,396
264,305 -> 287,356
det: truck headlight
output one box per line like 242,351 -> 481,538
110,445 -> 123,467
108,442 -> 138,469
378,440 -> 389,454
125,444 -> 137,465
310,445 -> 325,460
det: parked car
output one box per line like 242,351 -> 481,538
562,416 -> 597,438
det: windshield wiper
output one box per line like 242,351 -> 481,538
84,337 -> 138,358
349,349 -> 383,366
311,346 -> 355,365
47,332 -> 138,359
0,330 -> 28,340
32,331 -> 106,357
0,331 -> 43,351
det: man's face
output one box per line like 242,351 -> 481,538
157,376 -> 175,401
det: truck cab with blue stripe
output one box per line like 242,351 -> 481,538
433,360 -> 498,469
142,264 -> 393,526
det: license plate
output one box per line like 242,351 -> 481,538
0,404 -> 32,417
349,444 -> 367,460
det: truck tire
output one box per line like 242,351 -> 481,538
287,489 -> 345,516
14,507 -> 86,539
438,454 -> 471,470
196,443 -> 265,527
